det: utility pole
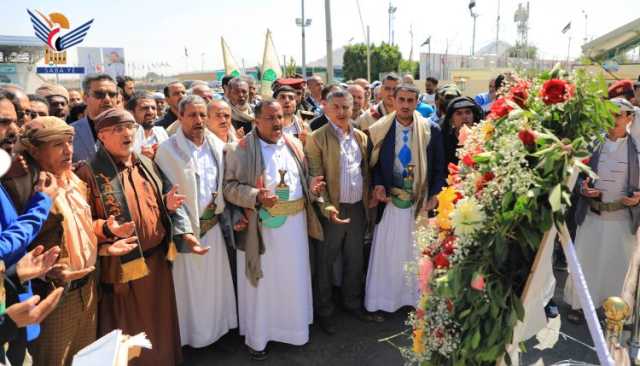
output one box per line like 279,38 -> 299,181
296,0 -> 312,78
409,25 -> 414,62
201,52 -> 205,72
366,25 -> 371,81
325,0 -> 334,81
582,10 -> 588,45
469,1 -> 478,56
388,3 -> 397,45
496,0 -> 500,56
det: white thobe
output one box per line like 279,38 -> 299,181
565,136 -> 639,309
365,121 -> 419,312
237,137 -> 313,351
169,137 -> 237,347
133,125 -> 168,153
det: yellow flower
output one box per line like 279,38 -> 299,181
481,121 -> 495,141
413,328 -> 425,354
451,198 -> 486,236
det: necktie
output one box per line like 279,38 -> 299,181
398,128 -> 412,177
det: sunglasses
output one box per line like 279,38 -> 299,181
91,91 -> 118,99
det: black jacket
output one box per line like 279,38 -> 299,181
156,109 -> 178,129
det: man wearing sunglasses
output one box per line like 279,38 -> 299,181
71,74 -> 118,162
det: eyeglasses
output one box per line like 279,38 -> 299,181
91,90 -> 118,99
0,117 -> 17,125
103,122 -> 138,134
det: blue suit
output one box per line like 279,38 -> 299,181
0,185 -> 51,266
71,117 -> 98,162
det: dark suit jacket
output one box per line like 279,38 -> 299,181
156,109 -> 178,129
310,114 -> 329,131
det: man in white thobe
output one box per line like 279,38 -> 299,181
155,95 -> 237,347
366,84 -> 434,313
128,92 -> 168,160
223,101 -> 324,360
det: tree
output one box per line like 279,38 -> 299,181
508,42 -> 538,59
343,42 -> 402,81
398,59 -> 419,79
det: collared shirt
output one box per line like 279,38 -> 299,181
186,139 -> 218,213
134,126 -> 169,153
328,119 -> 363,203
283,115 -> 303,137
259,137 -> 303,200
54,172 -> 97,270
394,119 -> 414,186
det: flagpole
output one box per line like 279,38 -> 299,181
566,36 -> 571,69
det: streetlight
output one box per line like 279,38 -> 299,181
296,0 -> 312,78
388,3 -> 397,45
469,0 -> 479,56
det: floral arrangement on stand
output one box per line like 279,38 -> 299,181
405,65 -> 617,365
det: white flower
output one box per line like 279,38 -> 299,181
451,198 -> 486,237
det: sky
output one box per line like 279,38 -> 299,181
1,0 -> 639,77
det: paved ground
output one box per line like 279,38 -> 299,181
182,269 -> 609,366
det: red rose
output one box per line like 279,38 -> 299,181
581,157 -> 591,165
462,154 -> 476,168
453,191 -> 464,204
540,79 -> 575,105
509,81 -> 530,108
518,129 -> 537,147
482,172 -> 495,182
442,236 -> 456,255
487,97 -> 513,120
433,252 -> 450,269
475,171 -> 496,192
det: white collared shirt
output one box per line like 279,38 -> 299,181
259,137 -> 303,200
328,119 -> 363,203
134,125 -> 169,153
186,139 -> 218,213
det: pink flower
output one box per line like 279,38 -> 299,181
419,257 -> 434,294
471,273 -> 486,291
458,125 -> 471,146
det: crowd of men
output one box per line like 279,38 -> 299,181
0,70 -> 639,366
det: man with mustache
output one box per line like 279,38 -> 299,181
223,101 -> 325,360
155,95 -> 237,348
274,86 -> 309,142
74,108 -> 192,365
71,74 -> 119,162
128,92 -> 168,160
35,84 -> 70,122
2,116 -> 138,365
356,73 -> 399,131
226,78 -> 254,135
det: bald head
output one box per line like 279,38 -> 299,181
3,85 -> 31,126
207,99 -> 232,140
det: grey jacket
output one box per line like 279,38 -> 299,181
574,136 -> 640,234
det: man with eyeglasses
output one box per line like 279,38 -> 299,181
1,86 -> 32,127
74,107 -> 192,365
71,74 -> 118,162
28,95 -> 49,118
35,84 -> 70,121
355,73 -> 399,132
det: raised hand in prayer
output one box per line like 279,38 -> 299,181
309,175 -> 326,195
47,264 -> 95,283
328,208 -> 350,225
107,215 -> 136,238
257,188 -> 278,208
6,287 -> 64,328
622,192 -> 640,207
233,214 -> 249,232
166,184 -> 186,211
35,171 -> 59,201
182,233 -> 210,255
16,245 -> 61,283
373,185 -> 390,203
580,178 -> 601,198
99,236 -> 139,256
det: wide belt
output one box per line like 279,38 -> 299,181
265,198 -> 305,217
589,199 -> 626,213
390,187 -> 414,209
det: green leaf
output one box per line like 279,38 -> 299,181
549,184 -> 562,212
514,296 -> 525,321
471,328 -> 481,349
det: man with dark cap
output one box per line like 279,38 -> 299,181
609,80 -> 640,149
441,96 -> 483,167
74,108 -> 193,365
274,78 -> 315,122
427,83 -> 462,127
35,84 -> 70,121
274,86 -> 310,142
